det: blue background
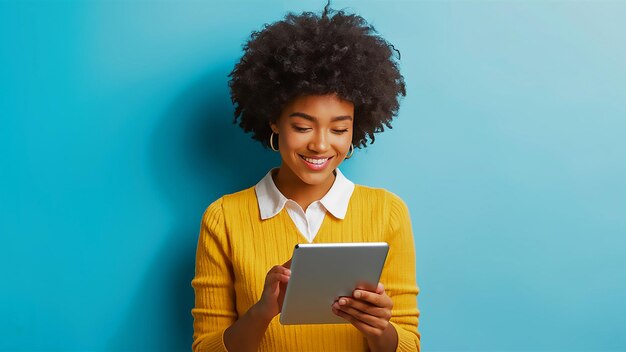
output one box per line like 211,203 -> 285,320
1,0 -> 625,351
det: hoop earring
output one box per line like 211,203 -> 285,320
269,132 -> 279,152
345,144 -> 354,159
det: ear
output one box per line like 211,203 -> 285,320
269,121 -> 279,134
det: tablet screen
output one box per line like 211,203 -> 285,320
280,242 -> 389,325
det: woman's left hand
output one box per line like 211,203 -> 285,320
332,282 -> 394,338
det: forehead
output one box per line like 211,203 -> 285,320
283,94 -> 354,116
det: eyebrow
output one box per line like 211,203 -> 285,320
288,112 -> 353,122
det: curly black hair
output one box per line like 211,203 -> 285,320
228,2 -> 406,149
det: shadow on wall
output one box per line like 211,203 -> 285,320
107,65 -> 280,350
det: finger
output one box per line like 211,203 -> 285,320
265,272 -> 290,287
278,281 -> 288,312
333,301 -> 388,330
352,289 -> 392,309
275,272 -> 290,283
264,273 -> 289,301
376,282 -> 384,294
283,258 -> 292,269
336,297 -> 391,321
269,265 -> 291,276
332,306 -> 385,337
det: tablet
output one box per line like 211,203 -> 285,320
279,242 -> 389,325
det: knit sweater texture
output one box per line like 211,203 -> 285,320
191,185 -> 420,351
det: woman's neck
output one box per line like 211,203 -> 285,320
272,167 -> 335,211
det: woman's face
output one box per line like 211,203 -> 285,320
271,93 -> 354,187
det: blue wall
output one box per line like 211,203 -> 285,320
1,1 -> 625,351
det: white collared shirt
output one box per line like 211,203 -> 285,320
254,168 -> 355,243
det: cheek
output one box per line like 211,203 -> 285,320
336,133 -> 353,149
279,132 -> 306,151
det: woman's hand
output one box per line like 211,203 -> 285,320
332,282 -> 398,351
224,258 -> 292,352
254,259 -> 291,322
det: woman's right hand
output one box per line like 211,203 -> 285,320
254,258 -> 292,321
224,258 -> 293,351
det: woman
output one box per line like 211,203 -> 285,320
192,4 -> 420,351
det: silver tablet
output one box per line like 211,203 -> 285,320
279,242 -> 389,325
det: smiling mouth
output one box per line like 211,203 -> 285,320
299,154 -> 333,165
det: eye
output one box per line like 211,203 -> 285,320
332,129 -> 349,134
293,126 -> 311,132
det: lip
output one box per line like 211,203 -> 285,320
299,154 -> 333,171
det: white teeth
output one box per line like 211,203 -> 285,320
302,156 -> 328,165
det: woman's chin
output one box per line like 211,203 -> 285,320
294,169 -> 336,186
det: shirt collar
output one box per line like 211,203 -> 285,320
254,168 -> 355,220
254,168 -> 288,220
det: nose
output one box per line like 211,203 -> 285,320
308,130 -> 330,153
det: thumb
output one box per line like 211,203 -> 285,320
376,282 -> 384,294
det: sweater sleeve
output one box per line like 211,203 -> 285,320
384,192 -> 421,352
191,198 -> 237,352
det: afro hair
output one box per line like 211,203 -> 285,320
228,2 -> 406,149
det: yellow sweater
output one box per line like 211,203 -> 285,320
191,185 -> 420,351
